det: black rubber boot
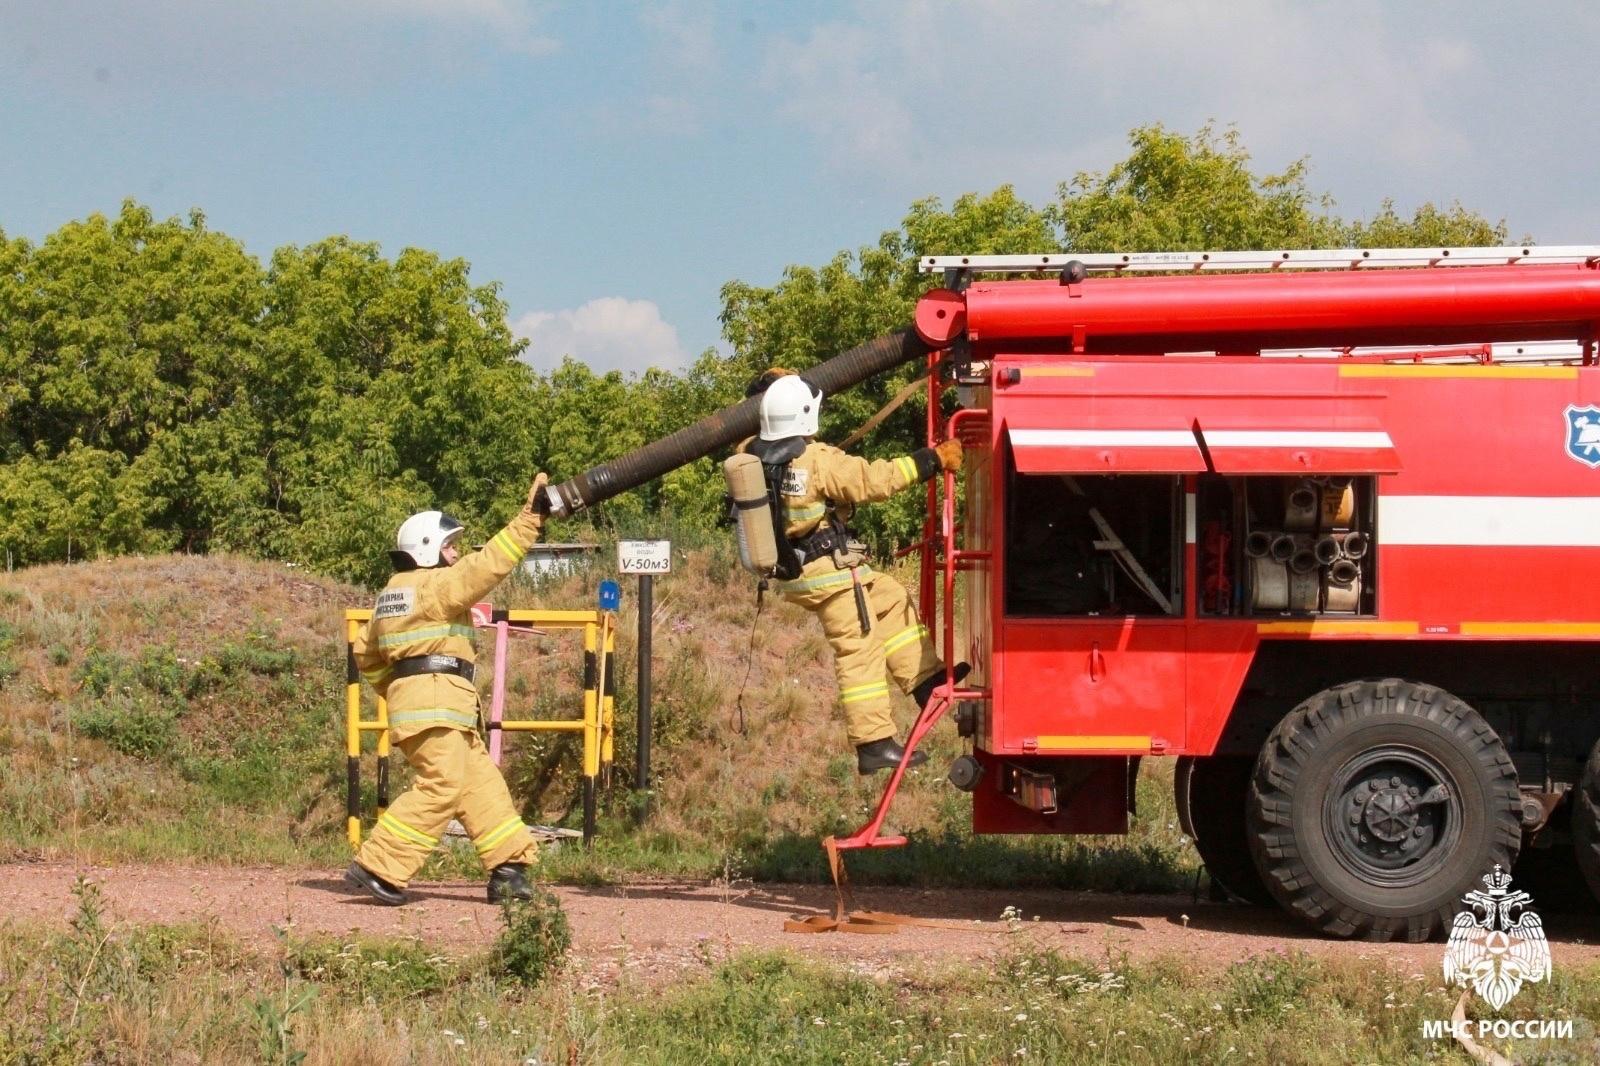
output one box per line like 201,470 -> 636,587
911,662 -> 971,708
856,737 -> 929,775
487,863 -> 536,904
344,861 -> 406,906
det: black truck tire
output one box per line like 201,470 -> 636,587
1247,679 -> 1521,942
1175,755 -> 1273,905
1573,738 -> 1600,905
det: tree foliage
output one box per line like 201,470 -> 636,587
1,126 -> 1512,578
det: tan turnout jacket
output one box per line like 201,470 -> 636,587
354,508 -> 544,742
739,439 -> 935,600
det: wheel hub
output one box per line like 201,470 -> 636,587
1362,787 -> 1417,842
1324,749 -> 1461,885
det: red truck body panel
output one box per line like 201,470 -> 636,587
915,262 -> 1600,826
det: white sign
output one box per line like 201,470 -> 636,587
618,540 -> 672,575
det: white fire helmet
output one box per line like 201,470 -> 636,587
394,510 -> 465,568
759,375 -> 823,441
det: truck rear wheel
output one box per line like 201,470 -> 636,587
1573,739 -> 1600,905
1175,755 -> 1273,905
1248,679 -> 1521,941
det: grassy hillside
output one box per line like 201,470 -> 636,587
0,549 -> 1194,890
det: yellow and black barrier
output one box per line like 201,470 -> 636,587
343,607 -> 616,850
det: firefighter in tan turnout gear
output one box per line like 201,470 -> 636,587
344,474 -> 549,906
742,373 -> 968,773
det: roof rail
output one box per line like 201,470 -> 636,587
920,246 -> 1600,275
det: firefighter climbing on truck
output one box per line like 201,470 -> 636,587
731,370 -> 967,773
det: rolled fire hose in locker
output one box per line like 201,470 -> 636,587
1251,557 -> 1290,610
1284,481 -> 1319,531
543,329 -> 931,515
1320,480 -> 1355,529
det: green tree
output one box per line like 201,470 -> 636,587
258,238 -> 544,584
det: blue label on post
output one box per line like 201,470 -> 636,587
598,579 -> 621,611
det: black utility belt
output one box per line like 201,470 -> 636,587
791,526 -> 853,558
390,654 -> 475,683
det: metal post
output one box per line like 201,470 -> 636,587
344,619 -> 361,850
635,573 -> 653,823
582,623 -> 599,847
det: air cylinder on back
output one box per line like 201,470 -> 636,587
723,453 -> 778,576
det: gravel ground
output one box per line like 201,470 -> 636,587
5,861 -> 1599,987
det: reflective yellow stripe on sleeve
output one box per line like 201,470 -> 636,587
359,666 -> 393,686
490,529 -> 524,564
785,502 -> 827,524
894,455 -> 918,484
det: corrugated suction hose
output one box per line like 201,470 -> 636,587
543,328 -> 932,514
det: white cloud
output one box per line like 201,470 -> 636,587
510,298 -> 689,376
755,0 -> 1486,206
0,0 -> 559,98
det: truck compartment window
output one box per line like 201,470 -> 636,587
1004,470 -> 1182,617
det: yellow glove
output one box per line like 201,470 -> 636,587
935,438 -> 964,472
527,472 -> 550,517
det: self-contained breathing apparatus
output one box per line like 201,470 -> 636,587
722,438 -> 874,634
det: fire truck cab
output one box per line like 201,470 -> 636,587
912,248 -> 1600,941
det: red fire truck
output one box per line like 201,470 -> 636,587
901,247 -> 1600,942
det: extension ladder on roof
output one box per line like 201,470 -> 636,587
919,245 -> 1600,275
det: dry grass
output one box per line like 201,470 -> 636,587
5,885 -> 1598,1066
1,548 -> 1194,891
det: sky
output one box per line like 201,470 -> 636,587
2,1 -> 1598,376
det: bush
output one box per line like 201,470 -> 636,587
73,700 -> 180,757
488,892 -> 570,988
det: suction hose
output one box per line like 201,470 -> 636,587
543,328 -> 932,515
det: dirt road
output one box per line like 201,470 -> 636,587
5,861 -> 1598,985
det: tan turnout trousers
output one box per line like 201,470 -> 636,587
356,727 -> 536,886
785,562 -> 942,745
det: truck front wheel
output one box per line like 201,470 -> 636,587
1248,679 -> 1521,942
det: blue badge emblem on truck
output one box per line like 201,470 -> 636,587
1567,405 -> 1600,468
